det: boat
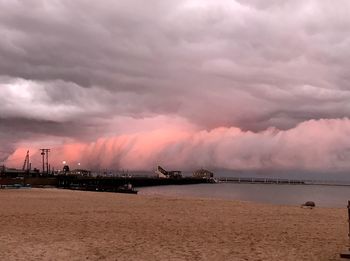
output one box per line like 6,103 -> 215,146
116,183 -> 138,194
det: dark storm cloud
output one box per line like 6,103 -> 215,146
2,0 -> 350,164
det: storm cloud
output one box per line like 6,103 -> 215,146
2,1 -> 350,174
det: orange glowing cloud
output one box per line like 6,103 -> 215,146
6,118 -> 350,174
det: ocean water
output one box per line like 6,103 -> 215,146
138,183 -> 350,208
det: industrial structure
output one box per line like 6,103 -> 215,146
192,168 -> 214,179
0,151 -> 213,190
40,148 -> 51,174
22,150 -> 31,172
155,166 -> 182,178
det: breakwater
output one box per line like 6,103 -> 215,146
218,177 -> 305,185
218,177 -> 350,186
57,176 -> 211,191
0,175 -> 212,191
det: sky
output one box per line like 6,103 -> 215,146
1,0 -> 350,175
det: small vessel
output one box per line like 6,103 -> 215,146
116,183 -> 138,194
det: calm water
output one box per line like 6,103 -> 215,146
138,183 -> 350,208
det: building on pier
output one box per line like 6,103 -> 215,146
192,169 -> 214,179
155,166 -> 182,178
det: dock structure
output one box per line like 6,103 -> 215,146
0,160 -> 214,191
57,175 -> 211,192
218,177 -> 305,185
0,174 -> 213,191
155,166 -> 182,179
218,177 -> 350,186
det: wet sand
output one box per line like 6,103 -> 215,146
0,188 -> 347,260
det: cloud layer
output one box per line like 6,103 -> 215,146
6,118 -> 350,173
1,1 -> 350,174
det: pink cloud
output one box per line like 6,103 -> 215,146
6,118 -> 350,173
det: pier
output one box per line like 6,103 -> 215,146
218,177 -> 350,186
0,174 -> 213,191
218,177 -> 305,185
57,175 -> 212,192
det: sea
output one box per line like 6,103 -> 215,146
138,183 -> 350,208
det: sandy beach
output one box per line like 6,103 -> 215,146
0,188 -> 347,261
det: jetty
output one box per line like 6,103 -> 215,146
0,162 -> 214,192
57,175 -> 212,192
218,176 -> 350,186
0,171 -> 213,192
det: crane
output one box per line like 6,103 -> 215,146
22,150 -> 30,171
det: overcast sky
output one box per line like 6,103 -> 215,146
2,0 -> 350,175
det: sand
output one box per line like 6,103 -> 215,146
0,188 -> 347,261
